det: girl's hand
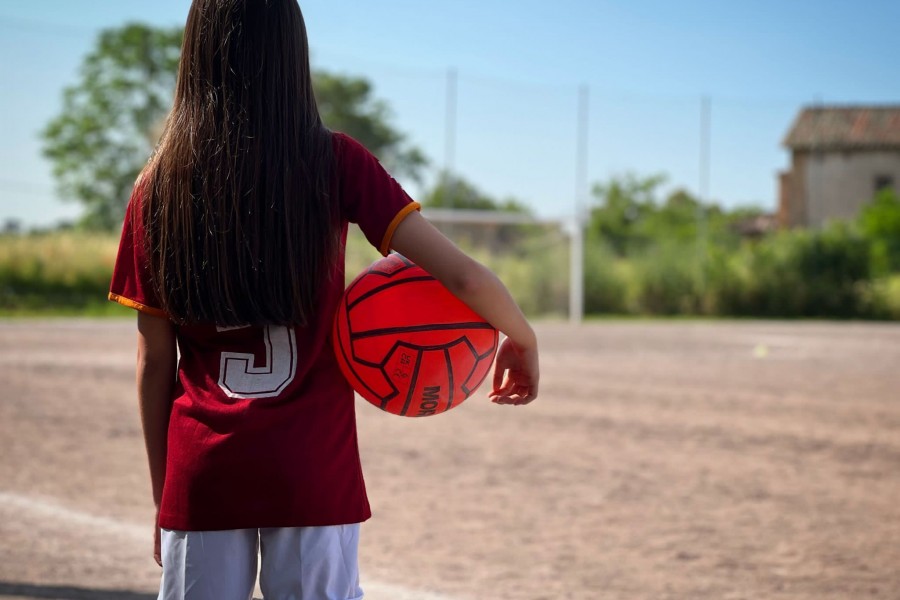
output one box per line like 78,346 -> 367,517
489,337 -> 539,405
153,506 -> 162,567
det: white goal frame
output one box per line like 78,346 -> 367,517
421,208 -> 584,324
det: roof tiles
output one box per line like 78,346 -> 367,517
783,106 -> 900,150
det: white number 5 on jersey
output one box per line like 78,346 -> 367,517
217,325 -> 297,399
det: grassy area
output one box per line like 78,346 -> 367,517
0,232 -> 122,317
3,229 -> 899,321
0,230 -> 391,318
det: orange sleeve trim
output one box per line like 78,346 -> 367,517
379,202 -> 421,256
108,292 -> 168,319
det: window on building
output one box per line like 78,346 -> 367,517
874,175 -> 894,193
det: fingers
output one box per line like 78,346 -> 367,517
492,365 -> 506,395
489,339 -> 539,406
490,392 -> 534,405
489,383 -> 537,406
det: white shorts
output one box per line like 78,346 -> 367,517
158,524 -> 363,600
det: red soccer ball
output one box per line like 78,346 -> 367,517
333,254 -> 498,417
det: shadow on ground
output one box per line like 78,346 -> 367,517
0,582 -> 156,600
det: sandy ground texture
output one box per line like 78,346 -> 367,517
1,319 -> 899,600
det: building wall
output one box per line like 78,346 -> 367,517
777,171 -> 791,228
803,150 -> 900,227
784,152 -> 809,227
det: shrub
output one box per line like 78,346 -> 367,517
858,189 -> 900,274
628,244 -> 702,315
583,240 -> 628,315
868,275 -> 900,320
724,222 -> 872,317
0,232 -> 120,313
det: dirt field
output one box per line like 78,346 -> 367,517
1,319 -> 899,600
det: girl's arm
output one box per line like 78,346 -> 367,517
389,211 -> 539,405
136,312 -> 177,565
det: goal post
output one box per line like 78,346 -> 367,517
420,208 -> 584,323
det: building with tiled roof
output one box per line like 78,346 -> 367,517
778,106 -> 900,228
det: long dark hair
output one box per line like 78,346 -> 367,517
143,0 -> 337,327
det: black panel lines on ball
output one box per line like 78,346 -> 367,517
443,348 -> 455,411
345,257 -> 414,300
354,357 -> 386,369
459,330 -> 497,396
346,275 -> 436,311
378,338 -> 472,364
351,322 -> 495,341
376,342 -> 418,410
380,340 -> 408,369
459,336 -> 483,396
478,330 -> 500,360
339,300 -> 385,403
399,351 -> 423,417
465,355 -> 493,397
460,336 -> 479,359
345,269 -> 371,297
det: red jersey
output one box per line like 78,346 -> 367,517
109,133 -> 420,531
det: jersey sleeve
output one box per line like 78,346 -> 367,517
108,182 -> 167,318
335,133 -> 421,255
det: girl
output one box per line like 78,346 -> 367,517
108,1 -> 539,599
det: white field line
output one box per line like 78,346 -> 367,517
0,491 -> 146,538
0,350 -> 133,369
0,491 -> 461,600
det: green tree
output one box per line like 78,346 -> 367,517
648,189 -> 741,248
730,222 -> 872,317
42,24 -> 182,229
858,188 -> 900,274
422,173 -> 530,213
313,72 -> 426,183
588,173 -> 665,256
421,174 -> 536,255
42,23 -> 427,230
588,174 -> 750,256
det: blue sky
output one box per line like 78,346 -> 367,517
1,0 -> 899,226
